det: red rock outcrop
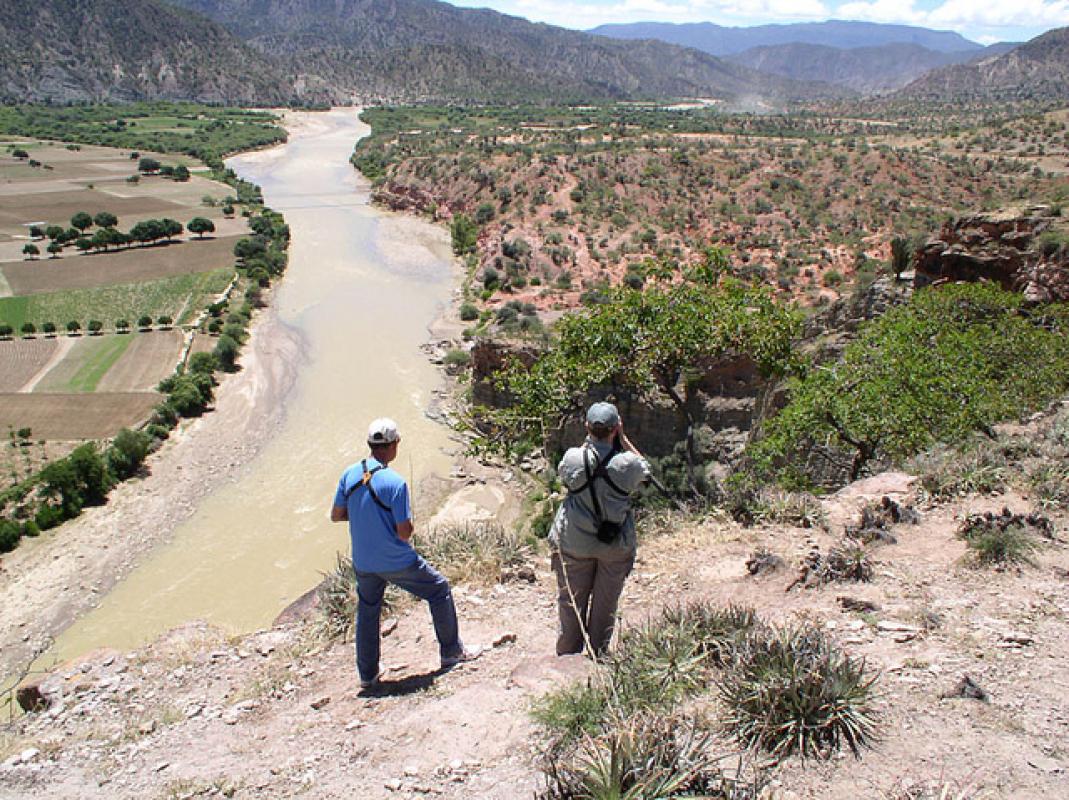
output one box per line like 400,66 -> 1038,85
914,206 -> 1069,303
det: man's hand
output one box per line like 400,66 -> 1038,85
396,520 -> 414,542
330,505 -> 348,522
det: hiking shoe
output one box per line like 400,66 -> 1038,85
441,645 -> 485,670
359,669 -> 384,690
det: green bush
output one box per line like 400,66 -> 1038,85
107,428 -> 152,479
459,302 -> 479,321
751,284 -> 1069,485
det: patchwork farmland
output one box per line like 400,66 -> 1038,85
0,136 -> 248,470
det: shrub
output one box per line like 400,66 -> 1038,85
540,713 -> 742,800
315,552 -> 357,641
0,520 -> 21,554
215,334 -> 240,370
443,348 -> 471,369
751,283 -> 1069,485
107,428 -> 152,479
719,625 -> 879,758
419,522 -> 530,586
958,510 -> 1050,566
459,302 -> 479,321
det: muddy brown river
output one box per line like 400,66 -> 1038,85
47,109 -> 458,660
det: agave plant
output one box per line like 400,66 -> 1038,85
719,625 -> 880,758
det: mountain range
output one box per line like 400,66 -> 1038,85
0,0 -> 1063,106
0,0 -> 293,105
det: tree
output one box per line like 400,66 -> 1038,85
66,320 -> 81,334
222,204 -> 235,218
28,225 -> 44,239
0,325 -> 13,339
890,236 -> 912,279
138,157 -> 161,174
450,214 -> 478,256
106,428 -> 152,480
214,334 -> 240,371
42,322 -> 56,336
138,315 -> 153,330
750,283 -> 1069,484
115,319 -> 130,333
493,261 -> 800,494
174,164 -> 190,181
88,320 -> 103,335
233,237 -> 266,261
93,211 -> 118,229
70,211 -> 93,232
47,241 -> 63,258
75,237 -> 93,254
45,225 -> 64,242
187,217 -> 215,239
20,323 -> 36,337
12,148 -> 29,159
157,315 -> 173,328
130,219 -> 164,246
22,243 -> 39,259
160,219 -> 183,241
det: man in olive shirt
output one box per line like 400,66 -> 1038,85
548,402 -> 649,656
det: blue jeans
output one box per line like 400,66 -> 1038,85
355,556 -> 463,683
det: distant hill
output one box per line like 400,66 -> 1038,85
162,0 -> 848,104
726,41 -> 1017,94
898,27 -> 1069,103
0,0 -> 294,104
588,19 -> 982,57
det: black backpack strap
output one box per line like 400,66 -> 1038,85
572,445 -> 628,497
582,447 -> 605,524
344,459 -> 392,514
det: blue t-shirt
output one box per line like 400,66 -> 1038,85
333,458 -> 416,573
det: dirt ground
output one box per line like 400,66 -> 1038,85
0,470 -> 1066,799
0,392 -> 161,440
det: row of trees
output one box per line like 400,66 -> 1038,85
22,215 -> 216,259
0,315 -> 176,339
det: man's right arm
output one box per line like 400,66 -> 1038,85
330,505 -> 348,522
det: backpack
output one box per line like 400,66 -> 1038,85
572,445 -> 628,544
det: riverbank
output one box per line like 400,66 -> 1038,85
0,304 -> 303,680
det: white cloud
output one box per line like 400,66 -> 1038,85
927,0 -> 1069,30
835,0 -> 923,25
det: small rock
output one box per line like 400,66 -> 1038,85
1027,754 -> 1064,774
1001,631 -> 1034,646
155,761 -> 170,772
384,778 -> 403,791
942,674 -> 988,702
449,759 -> 464,771
138,720 -> 157,735
493,632 -> 517,648
344,719 -> 363,731
382,618 -> 399,637
403,764 -> 420,777
877,620 -> 918,634
18,749 -> 40,765
310,696 -> 331,710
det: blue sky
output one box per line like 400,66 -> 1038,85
449,0 -> 1069,45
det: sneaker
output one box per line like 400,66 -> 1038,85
441,645 -> 485,670
359,669 -> 384,690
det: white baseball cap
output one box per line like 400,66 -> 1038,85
367,417 -> 400,445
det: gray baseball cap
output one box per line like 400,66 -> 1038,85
586,402 -> 620,428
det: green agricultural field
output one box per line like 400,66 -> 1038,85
0,268 -> 233,331
0,103 -> 285,166
63,335 -> 131,393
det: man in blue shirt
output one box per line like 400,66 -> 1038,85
331,418 -> 477,688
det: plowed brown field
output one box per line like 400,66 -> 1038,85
1,237 -> 238,295
0,337 -> 58,391
96,330 -> 184,392
0,392 -> 160,439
